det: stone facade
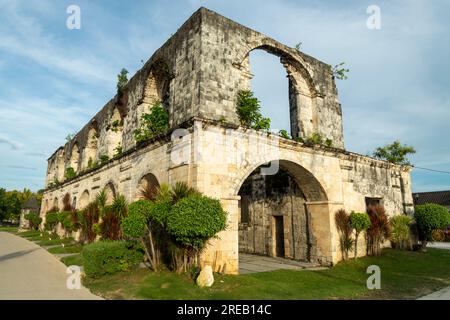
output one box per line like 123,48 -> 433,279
40,8 -> 413,274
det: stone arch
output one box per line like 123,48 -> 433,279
103,181 -> 117,205
234,159 -> 329,263
82,123 -> 99,170
137,60 -> 173,127
106,107 -> 123,158
79,190 -> 90,209
68,143 -> 80,173
233,159 -> 328,202
236,43 -> 318,140
135,172 -> 160,200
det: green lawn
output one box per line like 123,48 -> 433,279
0,226 -> 18,233
48,244 -> 83,254
83,249 -> 450,300
36,237 -> 75,246
61,253 -> 83,267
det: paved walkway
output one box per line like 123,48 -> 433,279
427,242 -> 450,250
239,253 -> 326,274
0,232 -> 101,300
418,286 -> 450,300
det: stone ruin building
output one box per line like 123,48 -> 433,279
40,8 -> 414,274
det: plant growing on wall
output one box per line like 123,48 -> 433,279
278,130 -> 291,139
116,68 -> 128,94
65,167 -> 76,180
335,209 -> 353,260
350,212 -> 371,258
111,120 -> 123,133
236,90 -> 271,131
372,140 -> 416,165
99,154 -> 109,165
366,205 -> 391,256
113,143 -> 122,157
332,62 -> 350,80
133,102 -> 169,143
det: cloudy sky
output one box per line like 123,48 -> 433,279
0,0 -> 449,192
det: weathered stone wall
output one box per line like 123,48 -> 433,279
41,8 -> 414,274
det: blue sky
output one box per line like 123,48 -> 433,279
0,0 -> 449,192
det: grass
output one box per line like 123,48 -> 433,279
36,237 -> 75,246
83,249 -> 450,300
61,254 -> 83,267
47,244 -> 83,254
0,226 -> 18,233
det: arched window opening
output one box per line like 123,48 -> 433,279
103,182 -> 116,206
69,144 -> 80,173
83,125 -> 98,170
106,108 -> 123,159
249,50 -> 291,136
79,190 -> 90,209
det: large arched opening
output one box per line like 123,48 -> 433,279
236,160 -> 327,262
82,124 -> 98,170
68,143 -> 80,173
79,190 -> 90,209
135,173 -> 160,201
239,45 -> 316,140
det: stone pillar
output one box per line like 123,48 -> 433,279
305,201 -> 337,266
200,196 -> 240,275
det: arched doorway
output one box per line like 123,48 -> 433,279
135,173 -> 160,200
237,160 -> 327,262
82,125 -> 98,170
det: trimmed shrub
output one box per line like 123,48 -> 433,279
81,240 -> 143,278
350,212 -> 371,258
167,194 -> 227,251
44,212 -> 59,232
390,215 -> 413,250
415,203 -> 450,248
25,213 -> 42,230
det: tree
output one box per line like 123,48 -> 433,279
373,140 -> 416,165
0,188 -> 7,221
335,209 -> 353,260
133,102 -> 169,143
414,203 -> 450,250
350,212 -> 371,258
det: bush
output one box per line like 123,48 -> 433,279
79,202 -> 100,243
390,214 -> 413,250
167,194 -> 227,251
81,240 -> 143,278
350,212 -> 371,258
133,102 -> 169,143
99,206 -> 121,240
25,213 -> 42,230
414,203 -> 450,248
44,212 -> 59,232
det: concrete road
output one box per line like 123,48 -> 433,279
0,232 -> 101,300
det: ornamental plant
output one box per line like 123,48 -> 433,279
44,212 -> 59,232
335,209 -> 353,260
390,214 -> 413,250
166,194 -> 227,271
25,213 -> 42,230
366,205 -> 391,256
414,203 -> 450,250
350,211 -> 371,258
